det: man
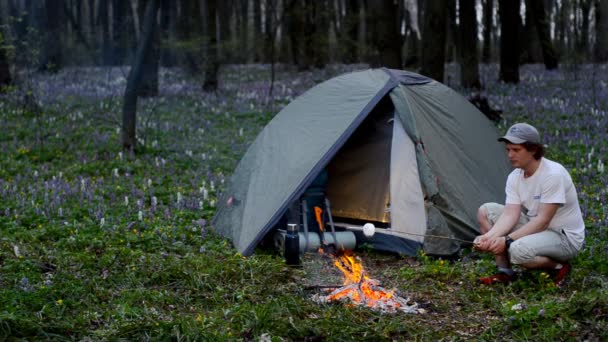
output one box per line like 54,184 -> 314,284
474,123 -> 585,286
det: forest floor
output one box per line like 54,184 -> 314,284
0,63 -> 607,340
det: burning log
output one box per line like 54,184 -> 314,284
311,249 -> 422,314
311,280 -> 420,314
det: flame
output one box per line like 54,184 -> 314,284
313,248 -> 419,313
324,250 -> 399,309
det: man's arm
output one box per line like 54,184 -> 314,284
508,202 -> 559,240
485,203 -> 522,238
474,204 -> 521,252
485,202 -> 560,254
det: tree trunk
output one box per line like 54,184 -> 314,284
39,0 -> 64,72
112,0 -> 133,65
176,0 -> 202,73
578,0 -> 592,59
523,2 -> 543,63
122,0 -> 159,152
459,0 -> 480,89
253,0 -> 262,62
339,0 -> 360,63
238,0 -> 248,63
420,0 -> 447,82
7,0 -> 27,42
160,0 -> 177,66
445,0 -> 457,64
0,31 -> 11,88
403,0 -> 420,67
217,0 -> 232,62
481,0 -> 493,63
98,0 -> 113,65
526,0 -> 558,69
0,4 -> 11,88
596,0 -> 608,62
137,0 -> 160,97
311,0 -> 330,68
203,0 -> 219,92
498,0 -> 520,83
366,0 -> 402,68
62,0 -> 92,52
556,0 -> 567,56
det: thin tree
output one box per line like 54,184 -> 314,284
98,0 -> 113,65
481,0 -> 493,63
176,0 -> 203,73
459,0 -> 480,88
404,0 -> 421,67
522,2 -> 543,63
39,0 -> 64,72
498,0 -> 520,83
286,0 -> 306,68
137,0 -> 160,97
0,2 -> 11,88
366,0 -> 402,68
420,0 -> 447,82
526,0 -> 558,69
112,0 -> 134,65
340,0 -> 361,64
0,32 -> 11,89
595,0 -> 608,62
203,0 -> 219,92
121,0 -> 160,152
159,0 -> 177,66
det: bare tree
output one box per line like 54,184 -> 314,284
366,0 -> 402,68
136,0 -> 160,97
97,0 -> 113,65
339,0 -> 361,64
498,0 -> 520,83
459,0 -> 480,88
176,0 -> 203,73
122,0 -> 160,152
0,32 -> 11,89
420,0 -> 447,82
112,0 -> 135,65
404,0 -> 421,67
595,0 -> 608,62
159,0 -> 177,66
39,0 -> 64,72
481,0 -> 493,63
526,0 -> 558,69
203,0 -> 219,92
523,2 -> 543,63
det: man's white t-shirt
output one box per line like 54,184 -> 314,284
505,157 -> 585,249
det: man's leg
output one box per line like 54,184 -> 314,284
509,230 -> 577,285
477,203 -> 528,284
478,204 -> 510,270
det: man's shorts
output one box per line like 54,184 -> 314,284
481,202 -> 580,265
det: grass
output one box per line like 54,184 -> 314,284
0,63 -> 607,340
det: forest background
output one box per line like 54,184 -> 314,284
0,0 -> 607,340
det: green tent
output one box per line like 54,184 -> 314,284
212,68 -> 511,256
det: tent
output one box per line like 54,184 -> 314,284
212,68 -> 511,257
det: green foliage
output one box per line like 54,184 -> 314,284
0,64 -> 607,341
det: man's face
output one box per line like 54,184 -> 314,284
505,143 -> 535,169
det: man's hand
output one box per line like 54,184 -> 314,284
474,235 -> 507,255
473,234 -> 491,251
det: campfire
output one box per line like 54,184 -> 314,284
312,249 -> 420,314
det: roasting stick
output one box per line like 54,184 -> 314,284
335,222 -> 476,245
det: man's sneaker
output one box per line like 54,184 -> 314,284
478,272 -> 515,285
552,262 -> 571,287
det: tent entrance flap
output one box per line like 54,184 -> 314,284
326,98 -> 394,223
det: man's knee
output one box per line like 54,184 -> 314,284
477,203 -> 498,234
509,241 -> 535,265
